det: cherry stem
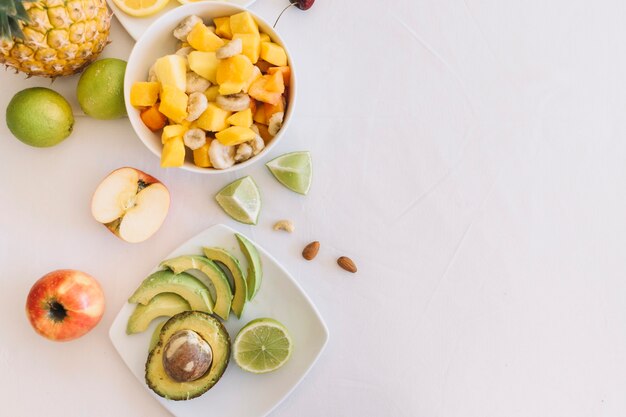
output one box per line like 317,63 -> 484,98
47,300 -> 68,322
274,3 -> 295,28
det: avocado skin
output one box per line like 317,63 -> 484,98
145,311 -> 231,401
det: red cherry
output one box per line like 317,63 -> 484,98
290,0 -> 315,10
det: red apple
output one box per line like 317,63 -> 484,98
26,270 -> 105,342
91,167 -> 170,243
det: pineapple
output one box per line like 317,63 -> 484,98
0,0 -> 111,77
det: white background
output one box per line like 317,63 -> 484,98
2,0 -> 626,416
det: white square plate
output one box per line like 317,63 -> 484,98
107,0 -> 257,41
109,224 -> 329,417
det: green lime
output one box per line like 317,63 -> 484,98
266,151 -> 312,195
6,87 -> 74,147
77,58 -> 127,119
233,318 -> 293,374
215,176 -> 261,225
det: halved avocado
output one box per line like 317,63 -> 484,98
149,321 -> 166,352
129,270 -> 213,314
235,233 -> 263,300
126,293 -> 191,335
146,311 -> 231,401
161,256 -> 233,320
203,247 -> 247,318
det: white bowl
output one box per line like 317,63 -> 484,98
124,2 -> 297,174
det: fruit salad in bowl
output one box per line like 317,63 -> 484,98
125,3 -> 296,173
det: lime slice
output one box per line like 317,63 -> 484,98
233,318 -> 293,374
266,151 -> 312,195
215,176 -> 261,225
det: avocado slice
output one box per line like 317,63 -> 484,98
146,311 -> 231,400
235,233 -> 263,300
149,321 -> 166,352
126,293 -> 191,335
128,270 -> 213,314
203,247 -> 247,318
161,256 -> 233,320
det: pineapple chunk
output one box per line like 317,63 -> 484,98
215,126 -> 256,146
260,42 -> 287,66
130,82 -> 160,107
248,75 -> 281,105
196,103 -> 232,132
229,11 -> 258,36
204,85 -> 220,101
161,136 -> 186,168
232,33 -> 261,63
187,22 -> 225,52
159,85 -> 188,123
214,17 -> 232,39
259,33 -> 270,43
162,124 -> 188,144
193,140 -> 212,167
188,51 -> 220,83
155,55 -> 187,91
265,70 -> 285,93
267,66 -> 291,87
227,108 -> 253,127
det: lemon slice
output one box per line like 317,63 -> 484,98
111,0 -> 171,17
177,0 -> 216,4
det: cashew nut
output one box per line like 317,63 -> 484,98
173,16 -> 203,41
268,112 -> 284,136
216,38 -> 243,59
186,92 -> 208,122
148,64 -> 158,82
186,72 -> 212,94
215,93 -> 250,112
273,220 -> 295,233
209,139 -> 235,169
183,128 -> 206,150
250,133 -> 265,155
234,143 -> 253,162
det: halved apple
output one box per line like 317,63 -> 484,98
91,167 -> 170,243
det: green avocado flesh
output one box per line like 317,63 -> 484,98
126,293 -> 191,335
161,256 -> 233,320
235,233 -> 263,300
128,270 -> 213,314
203,247 -> 247,319
149,321 -> 166,352
146,311 -> 231,401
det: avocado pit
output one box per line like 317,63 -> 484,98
163,329 -> 213,382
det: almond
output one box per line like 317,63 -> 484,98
337,256 -> 357,273
302,241 -> 320,260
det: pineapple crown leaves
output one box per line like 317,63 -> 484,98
0,0 -> 30,41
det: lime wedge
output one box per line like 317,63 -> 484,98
266,151 -> 312,195
233,318 -> 293,374
215,176 -> 261,225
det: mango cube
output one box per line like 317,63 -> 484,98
193,140 -> 212,167
161,136 -> 186,168
159,85 -> 188,123
248,75 -> 281,105
255,123 -> 272,143
263,99 -> 284,119
140,105 -> 167,131
216,54 -> 254,85
162,124 -> 188,144
196,103 -> 231,132
155,55 -> 187,91
260,42 -> 287,66
229,11 -> 258,36
187,22 -> 225,52
265,70 -> 285,93
267,66 -> 291,87
219,82 -> 246,95
188,51 -> 219,84
253,103 -> 267,125
227,108 -> 253,127
232,33 -> 261,63
214,17 -> 232,39
243,65 -> 262,93
130,82 -> 160,107
259,33 -> 270,43
215,126 -> 256,146
204,85 -> 220,101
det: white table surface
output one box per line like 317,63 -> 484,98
2,0 -> 626,416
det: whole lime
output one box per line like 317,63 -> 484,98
77,58 -> 127,120
6,87 -> 74,147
